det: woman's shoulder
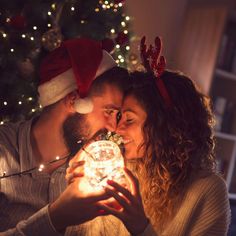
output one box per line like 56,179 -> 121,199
188,171 -> 228,199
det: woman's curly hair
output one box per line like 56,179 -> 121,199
126,70 -> 216,229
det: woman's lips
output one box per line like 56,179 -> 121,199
122,138 -> 132,144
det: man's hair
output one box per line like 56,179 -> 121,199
89,66 -> 129,97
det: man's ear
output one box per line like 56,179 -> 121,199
64,91 -> 79,112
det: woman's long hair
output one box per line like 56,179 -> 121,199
126,70 -> 216,229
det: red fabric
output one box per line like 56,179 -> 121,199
39,38 -> 103,98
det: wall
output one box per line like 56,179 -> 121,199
125,0 -> 189,68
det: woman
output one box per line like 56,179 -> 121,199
100,69 -> 231,236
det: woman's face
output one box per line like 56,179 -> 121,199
117,95 -> 147,159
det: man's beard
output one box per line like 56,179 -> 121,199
63,113 -> 91,154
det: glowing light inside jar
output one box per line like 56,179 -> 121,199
79,140 -> 126,193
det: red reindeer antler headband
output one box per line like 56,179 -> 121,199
140,36 -> 172,107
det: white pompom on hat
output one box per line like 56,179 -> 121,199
38,38 -> 116,113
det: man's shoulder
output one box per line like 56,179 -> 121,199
0,119 -> 32,150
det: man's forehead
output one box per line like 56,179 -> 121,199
93,84 -> 123,107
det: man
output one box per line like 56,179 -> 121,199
0,38 -> 129,235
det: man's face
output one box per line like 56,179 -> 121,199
63,84 -> 123,153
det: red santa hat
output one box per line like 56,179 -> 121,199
38,38 -> 117,113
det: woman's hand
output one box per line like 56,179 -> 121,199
99,167 -> 149,235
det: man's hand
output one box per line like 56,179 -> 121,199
49,177 -> 109,232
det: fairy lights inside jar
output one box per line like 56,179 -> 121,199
79,140 -> 126,193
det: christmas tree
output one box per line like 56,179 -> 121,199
0,0 -> 131,123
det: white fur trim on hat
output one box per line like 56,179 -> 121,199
74,97 -> 94,114
38,69 -> 76,107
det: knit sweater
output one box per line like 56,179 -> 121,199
139,173 -> 231,236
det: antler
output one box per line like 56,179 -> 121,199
139,36 -> 172,107
140,36 -> 166,77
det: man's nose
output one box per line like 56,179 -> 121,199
105,115 -> 118,132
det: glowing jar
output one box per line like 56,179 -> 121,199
79,140 -> 126,193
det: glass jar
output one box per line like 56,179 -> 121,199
79,140 -> 126,193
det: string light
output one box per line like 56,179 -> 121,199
47,23 -> 51,27
0,121 -> 4,125
10,48 -> 14,52
3,101 -> 7,106
120,58 -> 125,63
48,11 -> 52,16
125,16 -> 130,21
30,37 -> 34,41
81,20 -> 85,24
116,44 -> 120,49
28,97 -> 33,101
118,3 -> 123,7
31,109 -> 36,113
95,8 -> 100,12
38,164 -> 45,171
18,101 -> 22,105
33,26 -> 37,30
71,7 -> 75,11
121,21 -> 126,27
2,33 -> 7,38
126,45 -> 130,50
110,28 -> 115,34
124,30 -> 128,34
21,34 -> 26,38
0,154 -> 71,179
